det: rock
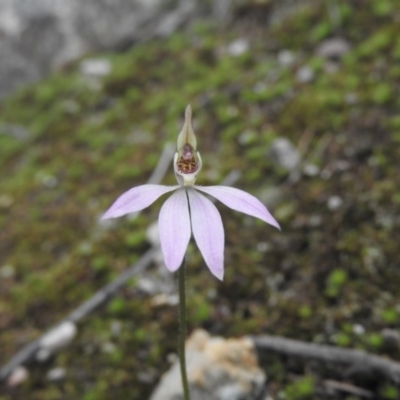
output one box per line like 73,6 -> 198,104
150,329 -> 266,400
37,321 -> 77,361
381,329 -> 400,347
303,163 -> 319,176
7,366 -> 29,387
269,138 -> 300,171
47,367 -> 66,381
316,37 -> 351,60
227,38 -> 249,57
296,65 -> 314,83
80,58 -> 112,77
0,0 -> 205,99
327,195 -> 343,210
0,264 -> 15,278
277,49 -> 295,66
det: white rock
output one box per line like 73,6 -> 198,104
47,367 -> 66,381
227,39 -> 249,57
150,329 -> 266,400
303,164 -> 319,176
327,195 -> 343,210
80,59 -> 112,77
296,66 -> 314,83
7,366 -> 29,387
0,264 -> 15,278
0,194 -> 13,208
39,321 -> 77,352
316,38 -> 351,59
353,324 -> 365,335
270,138 -> 300,171
151,293 -> 179,307
277,49 -> 295,66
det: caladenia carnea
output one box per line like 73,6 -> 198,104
101,106 -> 280,399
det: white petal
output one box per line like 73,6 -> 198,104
101,185 -> 178,219
159,189 -> 191,272
187,188 -> 224,280
195,185 -> 280,230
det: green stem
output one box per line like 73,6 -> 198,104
178,259 -> 191,400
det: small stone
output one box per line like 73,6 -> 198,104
137,277 -> 158,295
257,242 -> 271,253
303,164 -> 319,176
327,195 -> 343,210
227,39 -> 249,57
47,367 -> 66,381
151,293 -> 179,307
7,367 -> 29,387
80,59 -> 112,77
316,38 -> 351,59
0,264 -> 15,278
277,49 -> 295,66
270,138 -> 300,171
238,130 -> 257,145
0,194 -> 14,208
320,169 -> 332,180
345,92 -> 358,104
42,175 -> 58,188
102,342 -> 117,354
111,321 -> 122,337
308,214 -> 322,227
296,66 -> 314,83
39,321 -> 77,352
381,329 -> 400,346
353,324 -> 365,335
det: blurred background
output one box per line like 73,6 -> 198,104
1,0 -> 400,399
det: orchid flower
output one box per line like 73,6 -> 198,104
102,106 -> 280,280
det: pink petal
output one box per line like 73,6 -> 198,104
101,184 -> 178,219
195,185 -> 281,230
159,189 -> 191,272
187,188 -> 224,280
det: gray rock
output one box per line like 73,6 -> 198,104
303,163 -> 319,176
316,37 -> 351,59
296,65 -> 314,83
327,195 -> 343,210
47,367 -> 66,381
150,329 -> 266,400
80,59 -> 112,77
227,38 -> 249,57
277,49 -> 295,66
0,0 -> 203,99
269,138 -> 300,171
6,366 -> 29,387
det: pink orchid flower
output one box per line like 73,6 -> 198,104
102,106 -> 280,280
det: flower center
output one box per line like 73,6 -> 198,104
177,144 -> 199,174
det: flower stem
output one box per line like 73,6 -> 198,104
178,259 -> 191,400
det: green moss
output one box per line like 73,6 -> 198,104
284,375 -> 316,400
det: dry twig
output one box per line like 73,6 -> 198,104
251,334 -> 400,383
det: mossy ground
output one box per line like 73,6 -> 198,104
1,0 -> 400,398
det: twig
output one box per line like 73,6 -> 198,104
323,379 -> 373,398
0,249 -> 156,382
250,334 -> 400,383
67,249 -> 155,323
